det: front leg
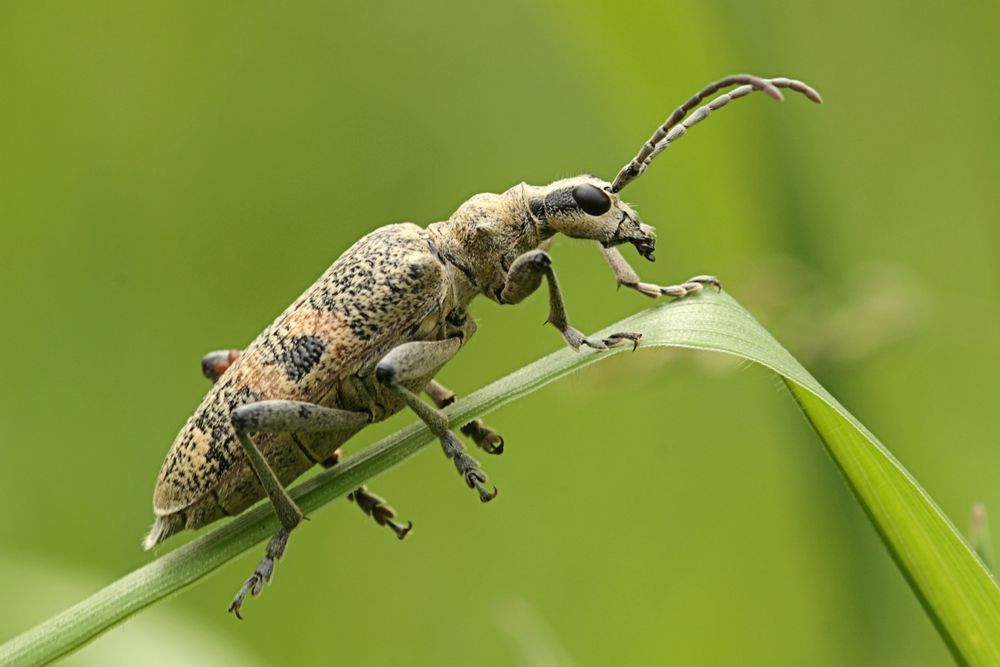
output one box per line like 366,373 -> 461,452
501,250 -> 641,351
600,244 -> 721,298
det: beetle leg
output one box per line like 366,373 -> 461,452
201,349 -> 242,383
320,449 -> 413,539
501,249 -> 642,351
319,447 -> 342,469
377,340 -> 498,503
348,485 -> 413,540
425,380 -> 504,455
599,244 -> 721,298
460,419 -> 504,455
228,400 -> 371,618
424,378 -> 456,407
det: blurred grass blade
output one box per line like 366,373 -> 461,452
2,291 -> 998,666
971,504 -> 995,574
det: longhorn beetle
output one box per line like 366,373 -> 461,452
144,74 -> 822,617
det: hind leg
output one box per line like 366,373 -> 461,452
205,350 -> 412,542
228,400 -> 370,618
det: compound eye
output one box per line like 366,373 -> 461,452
572,184 -> 612,216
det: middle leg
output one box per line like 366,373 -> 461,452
376,339 -> 498,503
424,380 -> 503,456
425,379 -> 504,455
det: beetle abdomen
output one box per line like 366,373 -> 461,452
145,223 -> 455,549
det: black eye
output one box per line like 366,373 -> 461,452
572,184 -> 611,216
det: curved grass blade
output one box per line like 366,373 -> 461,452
2,292 -> 997,666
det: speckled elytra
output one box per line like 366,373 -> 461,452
144,74 -> 821,618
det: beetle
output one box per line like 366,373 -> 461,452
143,73 -> 821,617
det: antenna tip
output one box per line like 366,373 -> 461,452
763,82 -> 784,101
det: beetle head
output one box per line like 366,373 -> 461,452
536,175 -> 657,261
529,76 -> 823,263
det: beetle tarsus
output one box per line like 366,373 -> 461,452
389,519 -> 414,540
602,332 -> 643,351
469,473 -> 499,503
564,327 -> 642,351
229,527 -> 290,619
349,485 -> 413,540
451,451 -> 498,502
440,433 -> 497,502
659,275 -> 721,298
461,418 -> 505,455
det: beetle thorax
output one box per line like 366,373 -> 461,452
427,183 -> 550,303
427,176 -> 657,303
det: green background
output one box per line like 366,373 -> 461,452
1,1 -> 998,665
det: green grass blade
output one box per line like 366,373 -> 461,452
971,504 -> 995,574
2,292 -> 997,666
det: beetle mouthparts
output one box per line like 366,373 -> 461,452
608,216 -> 656,261
634,237 -> 656,262
631,221 -> 656,262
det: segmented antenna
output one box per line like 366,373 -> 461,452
610,75 -> 822,193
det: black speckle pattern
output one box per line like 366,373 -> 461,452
307,226 -> 446,342
282,335 -> 326,381
151,223 -> 455,526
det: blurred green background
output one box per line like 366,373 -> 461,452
1,1 -> 998,665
